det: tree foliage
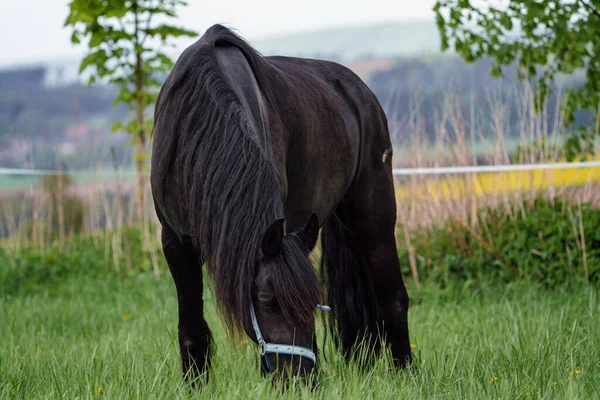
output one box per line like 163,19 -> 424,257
64,0 -> 196,137
64,0 -> 196,221
434,0 -> 600,127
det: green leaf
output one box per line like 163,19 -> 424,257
70,32 -> 80,45
79,53 -> 96,74
89,28 -> 105,48
500,14 -> 513,31
111,121 -> 124,133
104,5 -> 128,19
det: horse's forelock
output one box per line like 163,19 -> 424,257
270,238 -> 323,329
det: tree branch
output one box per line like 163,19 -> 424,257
140,0 -> 155,47
578,0 -> 600,21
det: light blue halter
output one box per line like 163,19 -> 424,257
249,303 -> 331,372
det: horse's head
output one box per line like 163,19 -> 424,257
250,213 -> 322,379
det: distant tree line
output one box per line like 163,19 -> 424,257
0,55 -> 594,167
0,67 -> 127,141
369,56 -> 594,144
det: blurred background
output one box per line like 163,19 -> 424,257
1,0 -> 599,287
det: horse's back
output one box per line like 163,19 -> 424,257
266,55 -> 392,180
260,56 -> 393,229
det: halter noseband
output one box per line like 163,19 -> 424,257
249,303 -> 331,373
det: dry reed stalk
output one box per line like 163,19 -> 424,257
54,171 -> 65,248
566,205 -> 582,251
111,231 -> 122,273
577,202 -> 589,284
30,185 -> 38,246
1,198 -> 16,239
99,184 -> 114,232
149,246 -> 161,279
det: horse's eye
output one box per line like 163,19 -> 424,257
257,290 -> 276,306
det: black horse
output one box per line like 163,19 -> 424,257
150,24 -> 411,382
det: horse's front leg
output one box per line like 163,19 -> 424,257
161,225 -> 212,384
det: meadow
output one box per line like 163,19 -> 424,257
1,244 -> 598,399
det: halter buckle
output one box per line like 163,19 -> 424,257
258,339 -> 266,356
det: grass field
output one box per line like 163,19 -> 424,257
1,262 -> 599,399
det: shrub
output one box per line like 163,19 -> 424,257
0,226 -> 162,296
398,197 -> 600,287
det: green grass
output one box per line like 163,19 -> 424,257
1,258 -> 599,399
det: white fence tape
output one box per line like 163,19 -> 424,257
0,168 -> 68,176
2,161 -> 600,178
0,168 -> 137,176
392,161 -> 600,176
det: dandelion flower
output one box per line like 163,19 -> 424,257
97,387 -> 103,394
489,377 -> 498,384
123,315 -> 131,321
410,343 -> 416,349
240,340 -> 248,345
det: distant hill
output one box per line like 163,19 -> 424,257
251,20 -> 441,61
0,20 -> 441,88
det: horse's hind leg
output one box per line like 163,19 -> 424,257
345,166 -> 412,368
321,213 -> 379,360
323,163 -> 411,368
161,225 -> 212,383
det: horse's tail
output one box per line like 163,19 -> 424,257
320,212 -> 378,358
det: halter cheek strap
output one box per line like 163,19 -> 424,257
249,303 -> 330,372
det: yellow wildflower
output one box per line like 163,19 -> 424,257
240,340 -> 248,345
123,315 -> 131,321
569,370 -> 581,376
97,387 -> 103,394
410,343 -> 416,349
489,377 -> 498,384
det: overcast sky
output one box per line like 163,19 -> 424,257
0,0 -> 437,66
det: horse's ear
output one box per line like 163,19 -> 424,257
261,218 -> 285,258
297,213 -> 320,251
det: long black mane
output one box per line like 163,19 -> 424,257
152,25 -> 321,334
